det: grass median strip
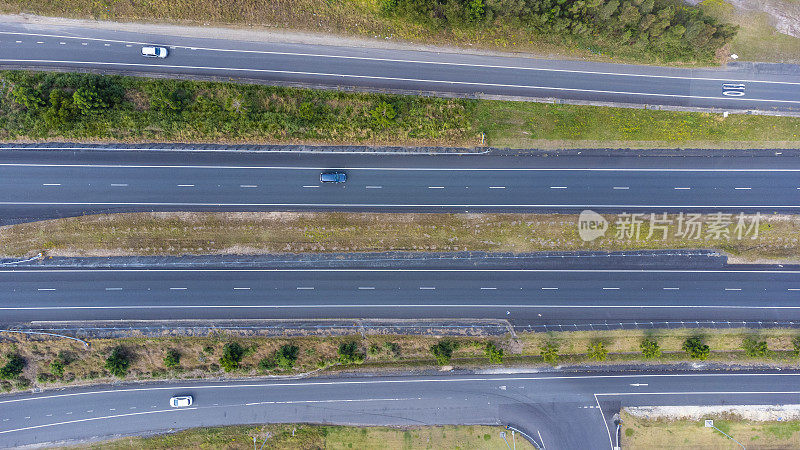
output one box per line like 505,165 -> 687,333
2,71 -> 800,148
63,423 -> 531,449
2,212 -> 797,264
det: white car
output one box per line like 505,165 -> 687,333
169,395 -> 193,407
141,46 -> 169,58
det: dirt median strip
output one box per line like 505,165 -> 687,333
1,211 -> 797,264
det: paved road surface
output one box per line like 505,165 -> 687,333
1,148 -> 799,223
1,22 -> 799,112
2,370 -> 800,449
3,267 -> 800,326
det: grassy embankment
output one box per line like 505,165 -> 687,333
4,328 -> 800,393
3,71 -> 800,149
701,0 -> 800,64
0,0 -> 735,65
622,410 -> 800,448
2,212 -> 797,264
64,424 -> 531,450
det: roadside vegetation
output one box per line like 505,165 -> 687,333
622,409 -> 800,448
700,0 -> 800,64
0,0 -> 736,65
3,71 -> 800,148
4,328 -> 800,393
2,211 -> 797,264
64,423 -> 530,449
0,71 -> 477,146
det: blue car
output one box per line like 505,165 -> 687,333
320,172 -> 347,183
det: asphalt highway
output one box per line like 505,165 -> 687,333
3,267 -> 800,326
2,371 -> 800,449
1,22 -> 800,111
1,148 -> 800,223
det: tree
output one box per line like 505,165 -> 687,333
72,86 -> 107,115
682,337 -> 710,360
274,345 -> 299,370
467,0 -> 485,22
104,346 -> 131,378
485,342 -> 504,364
219,342 -> 245,372
540,342 -> 560,365
0,354 -> 25,380
338,341 -> 365,365
640,339 -> 662,359
587,342 -> 608,361
164,349 -> 181,369
10,85 -> 45,110
742,337 -> 769,358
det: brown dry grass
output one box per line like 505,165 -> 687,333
2,212 -> 798,263
4,327 -> 800,394
64,423 -> 532,449
622,410 -> 800,449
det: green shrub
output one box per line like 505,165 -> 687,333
484,342 -> 504,364
0,354 -> 26,379
274,345 -> 300,370
368,101 -> 396,128
682,337 -> 710,360
104,346 -> 131,378
640,339 -> 662,359
383,342 -> 401,358
742,337 -> 769,357
258,357 -> 276,372
587,342 -> 608,361
338,341 -> 365,365
49,359 -> 65,378
792,337 -> 800,357
540,342 -> 559,365
430,340 -> 459,365
164,349 -> 181,369
219,342 -> 246,372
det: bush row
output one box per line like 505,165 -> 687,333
1,334 -> 793,391
0,71 -> 476,144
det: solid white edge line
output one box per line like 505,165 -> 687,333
4,162 -> 800,172
2,58 -> 800,105
2,268 -> 799,273
0,408 -> 196,435
2,202 -> 799,208
594,394 -> 613,450
5,304 -> 800,310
